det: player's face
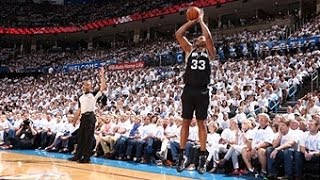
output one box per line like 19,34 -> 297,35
195,36 -> 206,48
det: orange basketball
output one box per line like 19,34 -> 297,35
186,6 -> 200,21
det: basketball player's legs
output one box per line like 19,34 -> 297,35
177,88 -> 194,172
180,120 -> 191,153
197,120 -> 207,152
195,88 -> 209,174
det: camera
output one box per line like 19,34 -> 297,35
22,119 -> 31,127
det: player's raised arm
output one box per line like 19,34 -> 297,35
175,20 -> 197,55
198,10 -> 216,60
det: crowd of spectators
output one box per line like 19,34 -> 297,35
0,2 -> 319,72
0,48 -> 320,176
289,15 -> 320,39
0,46 -> 320,176
1,19 -> 318,72
0,37 -> 180,72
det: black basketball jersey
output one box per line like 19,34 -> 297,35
183,48 -> 211,87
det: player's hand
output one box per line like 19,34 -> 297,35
197,9 -> 204,22
188,18 -> 198,25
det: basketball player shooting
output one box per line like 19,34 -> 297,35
175,7 -> 216,174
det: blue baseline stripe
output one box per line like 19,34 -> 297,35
5,150 -> 252,180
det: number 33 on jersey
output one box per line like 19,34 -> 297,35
183,49 -> 211,87
191,59 -> 206,70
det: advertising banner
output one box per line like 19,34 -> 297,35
107,61 -> 145,71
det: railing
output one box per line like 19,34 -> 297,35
269,98 -> 280,113
246,98 -> 279,118
311,70 -> 319,92
288,84 -> 298,100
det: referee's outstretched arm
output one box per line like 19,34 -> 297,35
99,67 -> 106,92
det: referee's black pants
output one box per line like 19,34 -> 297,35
75,112 -> 96,160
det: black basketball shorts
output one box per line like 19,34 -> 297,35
181,86 -> 210,120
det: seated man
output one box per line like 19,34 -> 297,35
266,116 -> 299,179
114,115 -> 141,160
1,113 -> 37,150
100,114 -> 129,157
125,116 -> 154,163
0,114 -> 13,145
242,113 -> 274,177
298,119 -> 320,178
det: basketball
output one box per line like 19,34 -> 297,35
186,6 -> 200,21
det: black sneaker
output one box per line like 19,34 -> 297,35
243,169 -> 256,176
277,176 -> 289,180
197,155 -> 207,174
78,158 -> 90,163
256,172 -> 268,179
176,154 -> 187,172
266,175 -> 277,180
156,151 -> 165,160
67,156 -> 80,161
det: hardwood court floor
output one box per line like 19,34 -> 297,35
0,151 -> 190,180
0,150 -> 250,180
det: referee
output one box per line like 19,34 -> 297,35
68,67 -> 106,163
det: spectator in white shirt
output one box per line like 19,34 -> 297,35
234,106 -> 247,125
101,114 -> 129,157
0,114 -> 14,144
307,98 -> 320,115
297,119 -> 320,177
217,119 -> 255,175
0,115 -> 9,143
125,116 -> 153,163
266,117 -> 299,179
45,115 -> 66,151
205,121 -> 223,173
242,113 -> 274,176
